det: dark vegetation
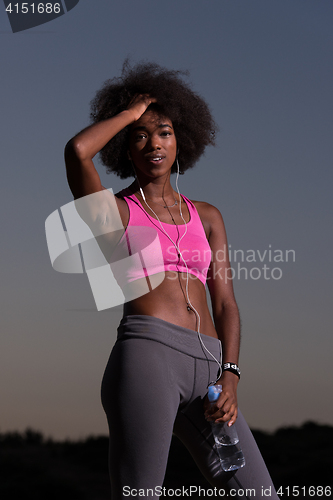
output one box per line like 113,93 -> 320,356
0,422 -> 332,499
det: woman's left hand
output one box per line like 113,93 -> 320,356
204,371 -> 239,426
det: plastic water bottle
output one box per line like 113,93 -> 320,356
207,385 -> 245,472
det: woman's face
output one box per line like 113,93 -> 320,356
128,110 -> 177,181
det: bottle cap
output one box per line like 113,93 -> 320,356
207,384 -> 222,402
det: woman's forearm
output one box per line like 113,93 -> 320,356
213,300 -> 241,364
66,109 -> 135,161
65,110 -> 136,198
64,95 -> 155,199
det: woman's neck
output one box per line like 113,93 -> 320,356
129,178 -> 177,202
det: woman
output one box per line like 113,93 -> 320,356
65,62 -> 278,499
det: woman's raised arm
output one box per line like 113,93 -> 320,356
65,94 -> 156,199
65,110 -> 132,199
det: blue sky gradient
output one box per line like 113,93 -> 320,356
1,0 -> 332,439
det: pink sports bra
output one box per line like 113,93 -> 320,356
110,188 -> 212,287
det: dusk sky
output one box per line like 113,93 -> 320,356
1,0 -> 332,440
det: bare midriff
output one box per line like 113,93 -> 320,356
123,271 -> 218,338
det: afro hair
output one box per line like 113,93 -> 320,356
90,60 -> 217,179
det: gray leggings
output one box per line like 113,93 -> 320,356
101,315 -> 278,499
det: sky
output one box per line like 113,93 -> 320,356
1,0 -> 332,440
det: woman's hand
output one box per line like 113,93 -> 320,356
204,371 -> 239,426
126,94 -> 157,122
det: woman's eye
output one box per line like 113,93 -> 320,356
161,131 -> 171,136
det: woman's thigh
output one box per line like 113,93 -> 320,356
226,411 -> 279,499
173,362 -> 279,499
101,338 -> 192,499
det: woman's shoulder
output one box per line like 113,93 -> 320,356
115,187 -> 132,199
112,188 -> 131,227
188,198 -> 225,239
190,198 -> 223,222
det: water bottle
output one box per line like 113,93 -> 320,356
207,385 -> 245,472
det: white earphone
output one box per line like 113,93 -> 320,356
131,156 -> 223,384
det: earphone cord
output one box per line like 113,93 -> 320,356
137,160 -> 222,384
174,161 -> 223,383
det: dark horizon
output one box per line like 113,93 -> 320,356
1,421 -> 332,499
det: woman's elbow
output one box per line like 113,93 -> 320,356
65,138 -> 87,162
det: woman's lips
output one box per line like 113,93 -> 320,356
146,156 -> 165,164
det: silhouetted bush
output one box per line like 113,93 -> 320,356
0,422 -> 332,499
